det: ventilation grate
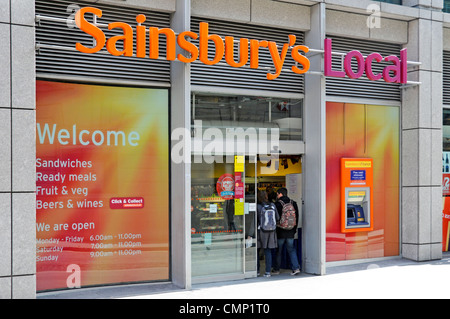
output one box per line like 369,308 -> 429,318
36,0 -> 171,85
190,17 -> 305,95
444,51 -> 450,105
325,35 -> 402,101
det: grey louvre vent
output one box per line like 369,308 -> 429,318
190,17 -> 305,95
35,0 -> 171,85
444,51 -> 450,105
325,36 -> 401,101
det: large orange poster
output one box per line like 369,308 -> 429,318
36,81 -> 169,291
326,102 -> 399,261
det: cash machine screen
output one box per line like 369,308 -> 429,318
345,188 -> 370,229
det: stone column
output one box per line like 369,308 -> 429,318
0,0 -> 36,299
170,0 -> 192,289
401,2 -> 443,261
303,2 -> 327,275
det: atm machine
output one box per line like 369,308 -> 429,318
340,158 -> 373,233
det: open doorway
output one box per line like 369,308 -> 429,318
190,154 -> 302,282
190,155 -> 258,283
244,154 -> 304,278
254,155 -> 303,276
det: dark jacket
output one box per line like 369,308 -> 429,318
275,195 -> 299,239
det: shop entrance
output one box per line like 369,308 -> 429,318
190,92 -> 303,283
191,154 -> 302,283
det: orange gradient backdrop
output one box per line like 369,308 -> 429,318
36,81 -> 169,291
326,102 -> 400,261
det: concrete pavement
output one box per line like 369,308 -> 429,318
38,252 -> 450,299
123,253 -> 450,299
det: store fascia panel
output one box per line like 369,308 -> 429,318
37,6 -> 422,86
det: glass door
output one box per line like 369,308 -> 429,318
244,155 -> 257,278
191,155 -> 257,283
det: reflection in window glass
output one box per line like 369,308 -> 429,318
192,94 -> 303,141
377,0 -> 402,4
443,109 -> 450,172
444,0 -> 450,13
191,157 -> 244,279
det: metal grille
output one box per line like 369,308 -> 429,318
190,17 -> 305,95
326,36 -> 402,101
444,51 -> 450,105
35,0 -> 171,85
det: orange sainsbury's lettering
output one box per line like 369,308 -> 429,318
225,37 -> 249,68
106,22 -> 133,56
267,35 -> 297,80
291,45 -> 310,74
149,27 -> 176,61
199,22 -> 224,65
75,7 -> 105,54
249,39 -> 269,69
177,31 -> 199,63
74,7 -> 310,80
136,14 -> 147,58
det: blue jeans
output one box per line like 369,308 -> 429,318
274,238 -> 300,271
257,248 -> 273,274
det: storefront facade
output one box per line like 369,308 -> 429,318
1,0 -> 448,298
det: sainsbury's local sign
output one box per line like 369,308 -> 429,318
75,7 -> 408,84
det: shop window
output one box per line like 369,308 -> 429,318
444,109 -> 450,155
36,81 -> 170,291
192,94 -> 303,141
444,0 -> 450,13
376,0 -> 402,4
326,102 -> 400,261
443,109 -> 450,252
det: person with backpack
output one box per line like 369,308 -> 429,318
272,187 -> 301,276
256,190 -> 279,277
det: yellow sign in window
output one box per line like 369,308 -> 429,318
234,155 -> 244,172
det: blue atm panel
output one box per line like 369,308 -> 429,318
346,204 -> 369,227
